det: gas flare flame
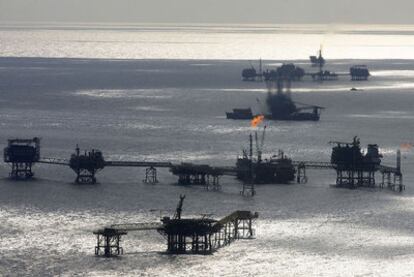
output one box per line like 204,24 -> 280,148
251,115 -> 265,127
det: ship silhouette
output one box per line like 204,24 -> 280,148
227,79 -> 323,121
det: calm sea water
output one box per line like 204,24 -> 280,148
2,23 -> 414,60
1,24 -> 414,276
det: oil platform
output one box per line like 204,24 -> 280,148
310,48 -> 325,67
236,130 -> 296,185
241,49 -> 370,83
241,59 -> 263,81
262,64 -> 305,82
226,108 -> 253,120
69,145 -> 105,184
308,48 -> 370,81
93,195 -> 258,256
2,136 -> 404,194
350,65 -> 370,81
308,48 -> 339,81
227,79 -> 323,121
3,137 -> 40,179
266,79 -> 322,120
330,136 -> 403,191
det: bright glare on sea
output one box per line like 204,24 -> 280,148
1,23 -> 414,276
1,23 -> 414,60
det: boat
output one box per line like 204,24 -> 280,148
226,108 -> 253,120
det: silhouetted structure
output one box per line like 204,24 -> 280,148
170,163 -> 222,190
242,59 -> 263,81
379,149 -> 404,192
242,68 -> 258,81
69,145 -> 105,184
310,48 -> 325,67
94,195 -> 259,256
265,79 -> 323,121
94,228 -> 127,257
226,108 -> 253,120
241,53 -> 371,84
3,137 -> 40,179
330,137 -> 382,188
263,63 -> 305,81
3,138 -> 403,194
157,195 -> 259,254
311,70 -> 338,81
227,79 -> 323,121
350,65 -> 370,81
237,133 -> 295,185
143,166 -> 158,184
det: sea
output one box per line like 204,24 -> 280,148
1,23 -> 414,276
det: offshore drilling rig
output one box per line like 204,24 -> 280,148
227,79 -> 323,121
93,195 -> 259,256
69,145 -> 105,184
330,136 -> 403,191
236,127 -> 296,186
2,136 -> 404,194
3,137 -> 40,179
310,47 -> 325,67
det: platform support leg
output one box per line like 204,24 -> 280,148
10,162 -> 34,179
143,166 -> 158,184
75,168 -> 96,184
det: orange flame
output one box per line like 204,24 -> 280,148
251,115 -> 265,127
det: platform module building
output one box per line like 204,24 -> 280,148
158,195 -> 258,254
350,65 -> 370,81
69,145 -> 105,184
3,137 -> 40,179
93,195 -> 259,257
170,163 -> 222,190
236,132 -> 296,186
263,63 -> 305,82
330,137 -> 382,188
241,59 -> 263,81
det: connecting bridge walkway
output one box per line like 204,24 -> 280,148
93,210 -> 258,257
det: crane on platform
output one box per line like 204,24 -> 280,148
173,194 -> 185,220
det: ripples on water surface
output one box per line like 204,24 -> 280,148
1,24 -> 414,276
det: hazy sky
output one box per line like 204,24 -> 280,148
1,0 -> 414,24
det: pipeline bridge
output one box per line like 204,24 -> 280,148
3,138 -> 402,195
34,156 -> 403,193
93,208 -> 258,257
37,157 -> 334,184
